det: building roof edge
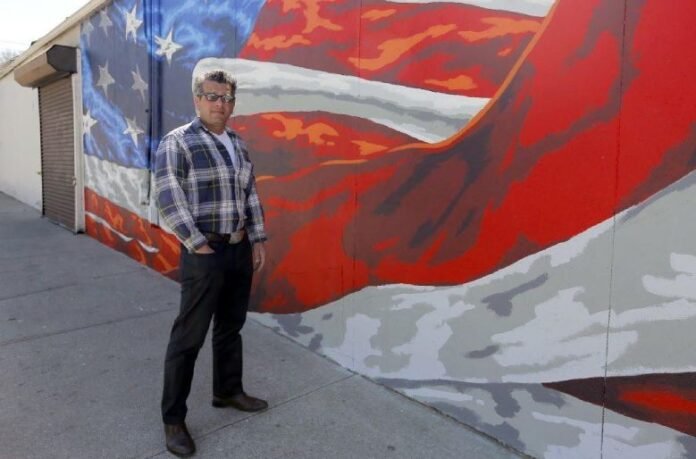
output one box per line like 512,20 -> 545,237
0,0 -> 111,80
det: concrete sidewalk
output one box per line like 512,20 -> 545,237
0,192 -> 524,459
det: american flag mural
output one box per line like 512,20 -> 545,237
81,0 -> 696,457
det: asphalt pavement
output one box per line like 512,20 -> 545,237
0,191 -> 525,459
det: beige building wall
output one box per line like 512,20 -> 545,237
0,75 -> 42,209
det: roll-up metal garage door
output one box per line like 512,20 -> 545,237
39,76 -> 75,231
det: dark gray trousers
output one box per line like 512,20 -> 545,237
161,238 -> 253,425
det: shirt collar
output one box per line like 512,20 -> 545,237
192,117 -> 235,137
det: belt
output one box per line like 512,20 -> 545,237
202,230 -> 245,244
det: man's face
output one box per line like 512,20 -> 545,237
193,80 -> 235,133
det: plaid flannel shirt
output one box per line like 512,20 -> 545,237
154,117 -> 267,252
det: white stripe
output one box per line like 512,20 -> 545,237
383,0 -> 554,17
84,154 -> 151,220
195,58 -> 490,142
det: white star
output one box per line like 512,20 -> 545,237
154,29 -> 183,64
131,65 -> 148,101
82,20 -> 95,45
99,10 -> 113,35
124,5 -> 142,42
123,117 -> 144,145
83,110 -> 97,136
96,62 -> 115,97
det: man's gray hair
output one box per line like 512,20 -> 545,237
192,70 -> 237,96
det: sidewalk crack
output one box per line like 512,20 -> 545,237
0,307 -> 176,347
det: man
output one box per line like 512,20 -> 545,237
155,70 -> 268,457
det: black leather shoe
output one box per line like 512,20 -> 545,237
164,422 -> 195,457
212,392 -> 269,412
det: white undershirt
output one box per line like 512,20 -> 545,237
213,131 -> 239,169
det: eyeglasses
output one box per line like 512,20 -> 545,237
199,92 -> 236,103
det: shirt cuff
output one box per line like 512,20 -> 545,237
246,225 -> 267,244
183,232 -> 208,253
